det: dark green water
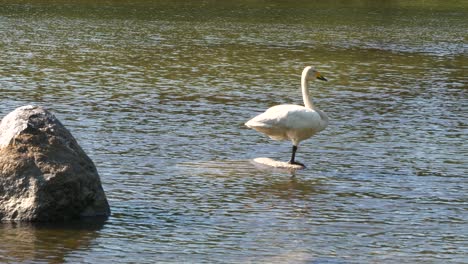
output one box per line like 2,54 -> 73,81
1,1 -> 467,263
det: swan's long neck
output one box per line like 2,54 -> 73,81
301,71 -> 314,109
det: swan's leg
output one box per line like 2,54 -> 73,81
289,145 -> 298,163
288,145 -> 305,167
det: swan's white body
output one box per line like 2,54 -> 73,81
245,66 -> 328,165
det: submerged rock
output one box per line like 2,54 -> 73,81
0,105 -> 110,221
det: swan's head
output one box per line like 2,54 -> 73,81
303,66 -> 327,81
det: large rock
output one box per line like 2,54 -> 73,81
0,105 -> 110,221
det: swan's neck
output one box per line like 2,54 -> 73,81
301,74 -> 314,109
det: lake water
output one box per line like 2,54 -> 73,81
0,0 -> 467,263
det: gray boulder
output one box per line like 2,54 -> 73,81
0,105 -> 110,221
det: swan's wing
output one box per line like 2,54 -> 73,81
282,107 -> 325,131
245,105 -> 293,140
245,105 -> 293,128
245,105 -> 326,141
248,105 -> 321,127
245,105 -> 328,136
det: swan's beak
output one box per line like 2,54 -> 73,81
316,72 -> 328,81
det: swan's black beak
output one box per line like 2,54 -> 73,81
316,73 -> 328,81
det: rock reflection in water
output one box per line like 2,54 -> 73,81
0,218 -> 106,263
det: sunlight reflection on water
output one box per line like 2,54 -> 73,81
0,0 -> 467,263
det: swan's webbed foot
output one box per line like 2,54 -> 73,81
288,160 -> 306,168
288,145 -> 305,168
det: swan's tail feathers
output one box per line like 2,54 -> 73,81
245,120 -> 266,129
245,120 -> 287,141
245,120 -> 275,131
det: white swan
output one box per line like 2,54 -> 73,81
245,66 -> 329,167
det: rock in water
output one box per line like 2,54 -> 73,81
0,105 -> 110,221
252,157 -> 304,170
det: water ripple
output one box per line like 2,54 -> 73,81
1,1 -> 467,263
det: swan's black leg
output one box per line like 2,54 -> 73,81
289,145 -> 298,163
288,145 -> 305,167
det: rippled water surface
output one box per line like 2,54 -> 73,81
1,1 -> 467,263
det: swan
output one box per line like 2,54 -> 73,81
245,66 -> 329,167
